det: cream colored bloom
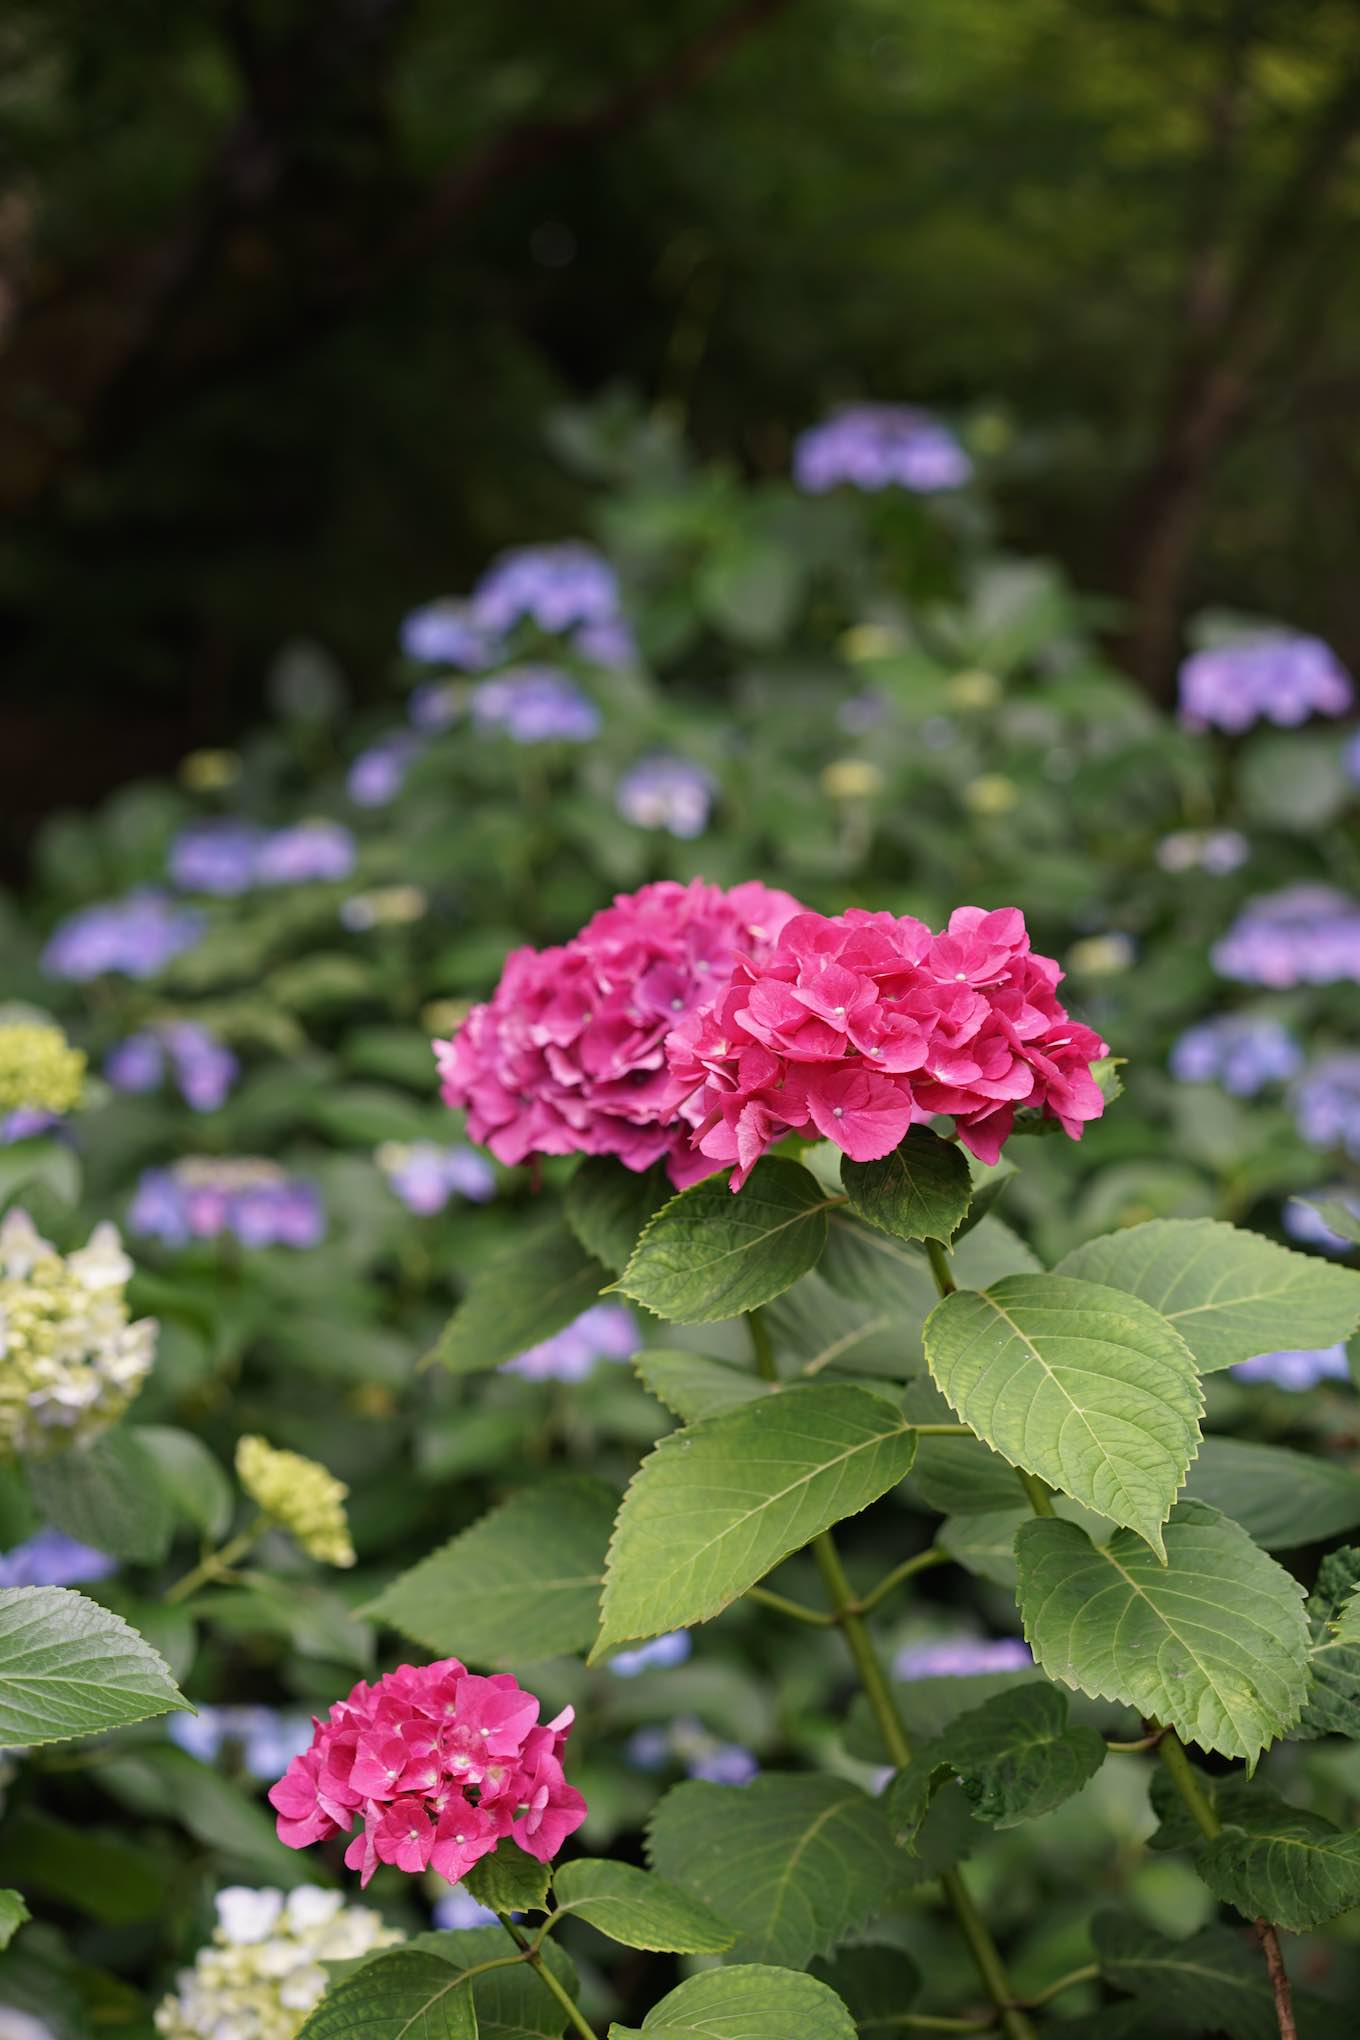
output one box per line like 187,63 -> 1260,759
154,1885 -> 399,2039
0,1022 -> 85,1117
235,1436 -> 355,1567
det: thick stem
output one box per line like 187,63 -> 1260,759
498,1915 -> 596,2039
926,1238 -> 958,1295
1014,1468 -> 1056,1517
747,1307 -> 778,1381
1252,1921 -> 1299,2040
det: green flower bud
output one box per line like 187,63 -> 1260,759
0,1022 -> 86,1116
236,1435 -> 355,1568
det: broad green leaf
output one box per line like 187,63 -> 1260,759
27,1430 -> 175,1563
936,1496 -> 1114,1587
840,1128 -> 973,1245
1057,1218 -> 1360,1373
906,1377 -> 1022,1515
1184,1437 -> 1360,1550
97,1746 -> 310,1885
408,1927 -> 578,2039
634,1350 -> 776,1424
925,1273 -> 1202,1554
0,1588 -> 188,1747
1298,1547 -> 1360,1738
1015,1502 -> 1309,1763
593,1385 -> 915,1656
808,1947 -> 921,2030
133,1425 -> 234,1542
1310,1200 -> 1360,1248
552,1860 -> 734,1953
1199,1799 -> 1360,1930
307,1083 -> 440,1146
0,1138 -> 80,1215
1093,1912 -> 1291,2040
0,1893 -> 28,1951
615,1159 -> 832,1323
1146,1761 -> 1256,1854
565,1157 -> 670,1273
610,1964 -> 856,2040
820,1209 -> 1037,1318
763,1272 -> 917,1381
296,1949 -> 478,2039
428,1220 -> 609,1374
0,1809 -> 169,1925
367,1477 -> 618,1666
887,1684 -> 1105,1850
463,1842 -> 550,1915
646,1775 -> 909,1969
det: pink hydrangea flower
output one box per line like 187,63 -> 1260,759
435,879 -> 803,1185
267,1659 -> 585,1888
665,905 -> 1108,1188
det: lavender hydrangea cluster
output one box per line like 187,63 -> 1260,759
401,599 -> 497,670
615,756 -> 715,839
471,543 -> 619,637
1284,1192 -> 1360,1254
42,892 -> 203,982
470,668 -> 600,744
625,1718 -> 758,1786
168,1706 -> 315,1781
1212,885 -> 1360,986
169,820 -> 356,894
1169,1015 -> 1302,1096
347,732 -> 425,809
502,1302 -> 638,1381
794,404 -> 972,494
1178,633 -> 1353,732
106,1022 -> 239,1113
894,1637 -> 1034,1680
1294,1054 -> 1360,1159
1232,1345 -> 1351,1391
607,1632 -> 692,1678
0,1528 -> 117,1589
130,1160 -> 324,1250
375,1141 -> 496,1215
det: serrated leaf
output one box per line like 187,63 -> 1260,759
1185,1438 -> 1360,1551
1016,1502 -> 1309,1763
1298,1548 -> 1360,1738
646,1776 -> 910,1969
633,1350 -> 776,1424
367,1478 -> 618,1666
428,1220 -> 608,1374
1092,1912 -> 1285,2040
410,1927 -> 578,2039
615,1159 -> 832,1323
609,1964 -> 856,2040
553,1860 -> 734,1953
1056,1218 -> 1360,1373
925,1273 -> 1202,1554
463,1842 -> 550,1915
887,1684 -> 1105,1850
840,1128 -> 973,1245
565,1157 -> 670,1274
0,1588 -> 188,1747
1200,1802 -> 1360,1929
296,1949 -> 478,2039
0,1892 -> 28,1951
593,1386 -> 915,1656
27,1430 -> 175,1563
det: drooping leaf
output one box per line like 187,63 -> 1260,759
609,1964 -> 856,2040
925,1273 -> 1202,1554
463,1842 -> 551,1916
565,1157 -> 671,1273
633,1350 -> 776,1424
887,1684 -> 1106,1849
1299,1548 -> 1360,1737
428,1220 -> 609,1374
96,1746 -> 311,1885
1309,1200 -> 1360,1249
1199,1799 -> 1360,1930
0,1809 -> 170,1925
552,1860 -> 734,1953
615,1159 -> 832,1323
593,1386 -> 915,1656
0,1588 -> 188,1747
133,1425 -> 235,1542
1184,1437 -> 1360,1551
646,1775 -> 909,1969
763,1271 -> 918,1381
1056,1218 -> 1360,1374
0,1893 -> 28,1952
27,1430 -> 175,1563
295,1949 -> 479,2039
840,1128 -> 973,1245
1015,1502 -> 1309,1763
367,1477 -> 619,1666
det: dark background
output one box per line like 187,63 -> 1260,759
5,0 -> 1360,855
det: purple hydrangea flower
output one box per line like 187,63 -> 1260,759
836,692 -> 889,736
408,682 -> 463,732
432,1890 -> 500,1931
106,1023 -> 238,1114
624,1718 -> 757,1786
894,1637 -> 1033,1680
607,1632 -> 692,1678
42,891 -> 203,982
502,1302 -> 638,1381
1232,1344 -> 1351,1390
471,543 -> 619,637
471,667 -> 600,744
401,599 -> 499,669
1283,1191 -> 1360,1254
1169,1016 -> 1303,1097
348,732 -> 426,808
794,405 -> 972,494
1212,885 -> 1360,987
0,1529 -> 117,1589
0,1108 -> 60,1144
376,1141 -> 496,1216
615,757 -> 714,840
169,821 -> 264,896
129,1158 -> 324,1250
1178,634 -> 1354,733
253,820 -> 356,887
168,1705 -> 314,1780
574,616 -> 637,669
1295,1054 -> 1360,1159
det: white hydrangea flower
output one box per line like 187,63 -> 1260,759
155,1886 -> 401,2040
0,2011 -> 59,2040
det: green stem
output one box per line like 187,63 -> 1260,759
855,1544 -> 950,1615
498,1915 -> 596,2039
164,1521 -> 266,1604
1155,1730 -> 1219,1841
925,1238 -> 957,1295
746,1584 -> 835,1626
747,1308 -> 778,1382
897,2017 -> 998,2034
1014,1468 -> 1056,1517
1023,1963 -> 1099,2007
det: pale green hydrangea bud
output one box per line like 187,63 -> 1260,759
0,1210 -> 156,1459
154,1885 -> 400,2040
0,1021 -> 86,1116
236,1435 -> 355,1567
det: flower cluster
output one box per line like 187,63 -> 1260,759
615,756 -> 714,839
607,1630 -> 691,1677
169,1706 -> 315,1780
666,905 -> 1107,1184
0,1210 -> 156,1457
154,1886 -> 400,2040
0,1022 -> 85,1117
402,599 -> 498,669
1169,1015 -> 1302,1097
1232,1345 -> 1350,1391
129,1159 -> 324,1250
236,1436 -> 355,1567
1212,885 -> 1360,987
106,1021 -> 238,1113
376,1141 -> 496,1215
0,1527 -> 117,1589
169,820 -> 356,894
503,1303 -> 638,1382
268,1659 -> 586,1885
42,891 -> 202,982
348,731 -> 425,808
1177,633 -> 1353,732
470,667 -> 600,744
437,878 -> 803,1180
471,542 -> 619,637
626,1717 -> 757,1786
794,404 -> 972,494
1155,828 -> 1249,876
894,1636 -> 1033,1680
1294,1054 -> 1360,1159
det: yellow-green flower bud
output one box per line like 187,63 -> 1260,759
155,1885 -> 400,2040
946,669 -> 1002,711
963,773 -> 1019,816
236,1436 -> 355,1567
820,758 -> 884,801
0,1022 -> 86,1117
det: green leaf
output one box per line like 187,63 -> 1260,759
1308,1200 -> 1360,1249
552,1860 -> 734,1953
807,1947 -> 921,2030
1184,1437 -> 1360,1551
1199,1801 -> 1360,1930
840,1128 -> 973,1245
633,1350 -> 776,1424
0,1138 -> 80,1215
428,1220 -> 609,1374
906,1378 -> 1024,1515
463,1842 -> 551,1916
646,1775 -> 909,1969
407,1927 -> 579,2040
565,1157 -> 671,1273
296,1949 -> 478,2039
1298,1547 -> 1360,1739
1093,1912 -> 1289,2040
132,1425 -> 234,1542
610,1964 -> 856,2040
0,1893 -> 28,1952
593,1385 -> 915,1656
367,1477 -> 618,1666
96,1746 -> 310,1885
0,1809 -> 169,1925
1056,1218 -> 1360,1374
0,1588 -> 188,1747
307,1083 -> 441,1146
924,1273 -> 1202,1554
887,1684 -> 1106,1850
614,1158 -> 832,1323
27,1430 -> 175,1563
821,1209 -> 1036,1318
955,1153 -> 1018,1240
1015,1502 -> 1309,1763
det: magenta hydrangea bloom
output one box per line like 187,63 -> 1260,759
665,905 -> 1108,1187
268,1660 -> 585,1887
436,878 -> 803,1183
